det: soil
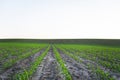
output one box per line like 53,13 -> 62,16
58,49 -> 120,80
65,48 -> 120,80
31,47 -> 64,80
57,49 -> 93,80
0,47 -> 120,80
0,48 -> 46,80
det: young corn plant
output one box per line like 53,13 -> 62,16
53,46 -> 72,80
95,67 -> 115,80
13,46 -> 50,80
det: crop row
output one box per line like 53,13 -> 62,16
0,43 -> 72,80
55,44 -> 119,80
14,46 -> 50,80
53,46 -> 72,80
1,43 -> 118,80
0,43 -> 48,74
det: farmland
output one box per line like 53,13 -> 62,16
0,40 -> 120,80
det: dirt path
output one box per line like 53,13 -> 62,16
0,48 -> 46,80
31,47 -> 64,80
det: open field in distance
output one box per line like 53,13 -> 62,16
0,39 -> 120,80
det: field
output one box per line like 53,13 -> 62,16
0,40 -> 120,80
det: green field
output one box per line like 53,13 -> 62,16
0,40 -> 120,80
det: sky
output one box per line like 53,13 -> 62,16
0,0 -> 120,39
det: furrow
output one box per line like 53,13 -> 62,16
0,48 -> 46,80
32,47 -> 64,80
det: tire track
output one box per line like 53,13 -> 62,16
31,47 -> 64,80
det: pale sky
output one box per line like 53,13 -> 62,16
0,0 -> 120,39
